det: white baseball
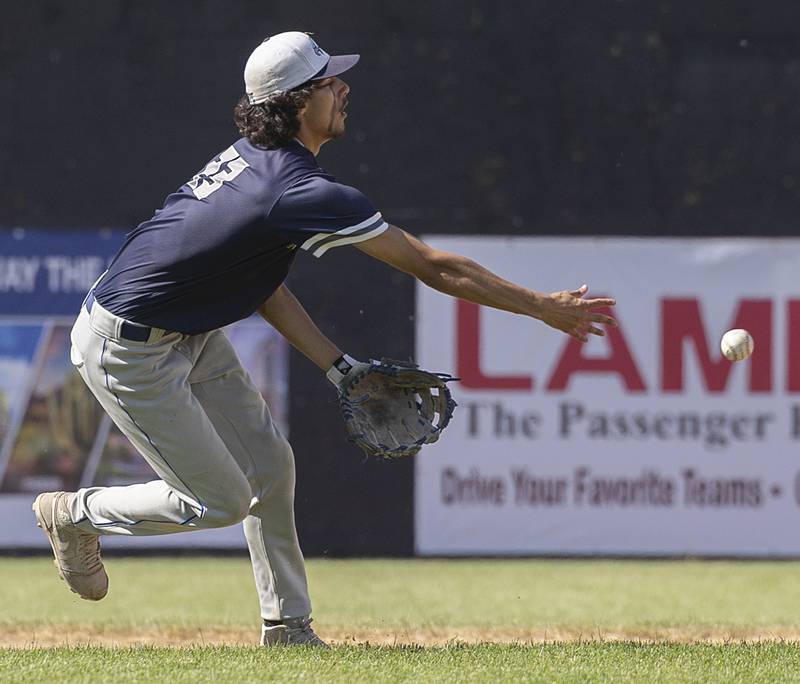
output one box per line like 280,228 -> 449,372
720,329 -> 754,362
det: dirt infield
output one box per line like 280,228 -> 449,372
4,625 -> 800,648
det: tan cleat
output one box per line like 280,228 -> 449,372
261,617 -> 329,647
33,491 -> 108,601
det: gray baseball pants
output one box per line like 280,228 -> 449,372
67,298 -> 311,620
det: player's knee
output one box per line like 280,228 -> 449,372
203,482 -> 252,527
205,496 -> 250,527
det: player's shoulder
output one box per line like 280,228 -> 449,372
275,174 -> 372,216
288,174 -> 363,200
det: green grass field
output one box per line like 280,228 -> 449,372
2,557 -> 800,682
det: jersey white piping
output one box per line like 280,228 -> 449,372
306,216 -> 386,255
310,221 -> 388,257
300,211 -> 383,251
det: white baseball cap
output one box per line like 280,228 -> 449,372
244,32 -> 360,104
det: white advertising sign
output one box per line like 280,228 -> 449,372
415,237 -> 800,556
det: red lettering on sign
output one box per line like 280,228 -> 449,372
456,300 -> 533,390
787,300 -> 800,392
545,306 -> 646,392
661,299 -> 772,393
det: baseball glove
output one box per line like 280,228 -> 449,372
338,358 -> 457,459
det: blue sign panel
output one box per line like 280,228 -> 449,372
0,228 -> 124,315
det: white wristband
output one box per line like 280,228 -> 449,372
326,354 -> 359,386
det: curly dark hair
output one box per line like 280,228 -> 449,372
233,82 -> 316,148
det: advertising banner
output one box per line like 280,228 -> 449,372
416,237 -> 800,556
0,229 -> 288,548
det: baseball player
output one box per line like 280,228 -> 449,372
33,32 -> 616,647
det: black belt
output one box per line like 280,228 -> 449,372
85,292 -> 153,342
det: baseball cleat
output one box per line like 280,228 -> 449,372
33,491 -> 108,601
261,617 -> 329,647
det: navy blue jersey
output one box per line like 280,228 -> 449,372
93,139 -> 387,334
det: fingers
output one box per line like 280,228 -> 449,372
580,323 -> 606,336
582,312 -> 617,326
568,329 -> 589,343
566,321 -> 609,343
566,307 -> 617,327
575,296 -> 617,326
583,297 -> 616,307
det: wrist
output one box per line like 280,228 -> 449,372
527,291 -> 548,319
326,354 -> 359,386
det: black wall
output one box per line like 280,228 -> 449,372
3,1 -> 800,554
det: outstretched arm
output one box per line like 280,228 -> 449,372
355,226 -> 616,342
258,284 -> 342,370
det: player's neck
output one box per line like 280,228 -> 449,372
295,127 -> 329,156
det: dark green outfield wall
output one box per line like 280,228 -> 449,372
3,0 -> 800,554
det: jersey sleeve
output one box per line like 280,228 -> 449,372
271,176 -> 388,257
